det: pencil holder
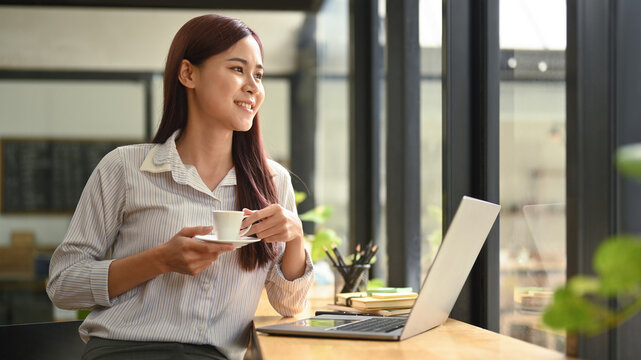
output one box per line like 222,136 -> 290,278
333,264 -> 370,304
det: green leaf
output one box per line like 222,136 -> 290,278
294,191 -> 307,206
542,288 -> 610,334
593,235 -> 641,295
617,144 -> 641,181
567,275 -> 601,296
299,205 -> 334,224
309,228 -> 341,262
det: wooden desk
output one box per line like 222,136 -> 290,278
253,293 -> 568,360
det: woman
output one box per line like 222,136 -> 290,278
47,14 -> 313,360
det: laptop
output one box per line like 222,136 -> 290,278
257,196 -> 500,341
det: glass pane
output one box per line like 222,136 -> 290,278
0,79 -> 146,324
261,79 -> 291,165
499,0 -> 566,352
313,0 -> 351,295
419,0 -> 443,277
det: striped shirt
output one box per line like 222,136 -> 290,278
46,130 -> 313,360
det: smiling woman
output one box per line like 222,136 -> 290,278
178,36 -> 265,134
45,14 -> 313,360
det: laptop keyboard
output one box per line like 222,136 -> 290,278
329,317 -> 407,333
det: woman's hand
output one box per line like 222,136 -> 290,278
159,226 -> 235,275
241,205 -> 304,244
108,226 -> 234,298
242,205 -> 306,280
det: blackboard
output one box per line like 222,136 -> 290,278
0,139 -> 133,213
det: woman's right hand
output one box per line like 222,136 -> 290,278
159,226 -> 235,275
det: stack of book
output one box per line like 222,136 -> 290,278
326,288 -> 418,316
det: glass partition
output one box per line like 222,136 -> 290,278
313,0 -> 351,294
499,0 -> 567,352
0,78 -> 146,323
419,0 -> 443,277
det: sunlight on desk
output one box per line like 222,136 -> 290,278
253,290 -> 569,360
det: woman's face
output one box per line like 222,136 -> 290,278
187,35 -> 265,132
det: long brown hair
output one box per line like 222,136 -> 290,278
153,14 -> 279,271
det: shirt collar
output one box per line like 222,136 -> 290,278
139,129 -> 181,173
140,129 -> 237,187
219,167 -> 237,186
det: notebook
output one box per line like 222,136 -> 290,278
256,196 -> 500,341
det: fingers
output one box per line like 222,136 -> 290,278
203,242 -> 236,254
189,238 -> 236,255
245,214 -> 283,238
165,227 -> 237,276
179,242 -> 235,275
245,206 -> 303,243
178,226 -> 213,237
185,259 -> 213,275
241,204 -> 280,227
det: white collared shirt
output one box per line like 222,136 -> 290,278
46,130 -> 313,360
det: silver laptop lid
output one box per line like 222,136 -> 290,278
400,196 -> 500,340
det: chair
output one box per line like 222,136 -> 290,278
0,320 -> 85,360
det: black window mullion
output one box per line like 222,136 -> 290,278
349,0 -> 383,278
566,0 -> 616,358
472,0 -> 500,332
615,0 -> 641,355
568,0 -> 641,359
442,0 -> 499,330
386,0 -> 421,291
290,15 -> 318,232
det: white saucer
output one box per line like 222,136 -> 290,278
195,234 -> 261,248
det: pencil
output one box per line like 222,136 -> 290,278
359,241 -> 373,264
362,245 -> 378,265
331,244 -> 347,268
323,246 -> 339,268
345,244 -> 361,287
352,244 -> 360,265
324,246 -> 348,279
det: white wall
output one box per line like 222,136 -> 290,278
0,6 -> 303,74
0,80 -> 145,247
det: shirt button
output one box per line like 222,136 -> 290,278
198,324 -> 205,331
204,283 -> 211,290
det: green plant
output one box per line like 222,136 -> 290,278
294,191 -> 342,262
542,144 -> 641,334
294,191 -> 386,288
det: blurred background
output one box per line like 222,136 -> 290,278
0,0 -> 566,353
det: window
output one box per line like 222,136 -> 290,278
419,0 -> 443,277
498,0 -> 566,352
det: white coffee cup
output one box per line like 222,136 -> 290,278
212,210 -> 253,240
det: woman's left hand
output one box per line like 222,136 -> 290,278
241,204 -> 304,243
